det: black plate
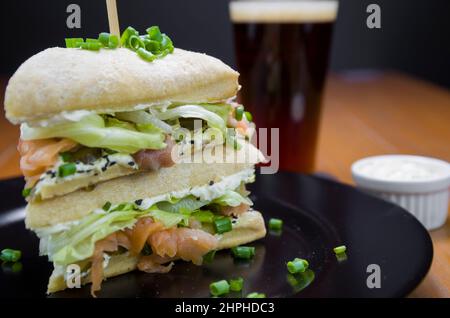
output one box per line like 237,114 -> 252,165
0,173 -> 433,298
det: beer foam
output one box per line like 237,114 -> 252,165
230,1 -> 338,23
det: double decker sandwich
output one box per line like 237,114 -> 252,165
4,26 -> 266,296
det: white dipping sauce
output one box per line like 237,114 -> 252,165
356,157 -> 442,181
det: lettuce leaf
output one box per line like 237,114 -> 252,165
156,105 -> 226,132
212,190 -> 253,207
21,114 -> 166,153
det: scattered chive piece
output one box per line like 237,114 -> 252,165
231,246 -> 255,260
287,258 -> 309,274
269,218 -> 283,231
146,26 -> 163,41
209,280 -> 230,296
229,277 -> 244,292
203,250 -> 216,264
98,32 -> 110,46
60,152 -> 72,162
102,201 -> 112,211
65,38 -> 83,48
128,35 -> 145,51
78,42 -> 102,51
244,111 -> 253,122
137,47 -> 156,62
141,243 -> 152,256
192,210 -> 214,223
214,217 -> 232,234
22,188 -> 32,198
333,245 -> 347,255
0,249 -> 22,262
58,163 -> 77,177
235,106 -> 244,121
85,38 -> 100,43
246,292 -> 266,298
108,34 -> 119,49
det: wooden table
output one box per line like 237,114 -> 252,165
0,71 -> 449,297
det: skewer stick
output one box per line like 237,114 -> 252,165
106,0 -> 120,37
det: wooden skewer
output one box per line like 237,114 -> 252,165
106,0 -> 120,37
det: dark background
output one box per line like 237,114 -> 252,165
0,0 -> 449,88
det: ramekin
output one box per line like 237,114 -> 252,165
351,155 -> 450,230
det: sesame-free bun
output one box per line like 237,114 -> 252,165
5,47 -> 239,124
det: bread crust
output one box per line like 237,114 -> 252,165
5,48 -> 239,124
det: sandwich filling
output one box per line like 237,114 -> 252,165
19,102 -> 253,201
35,168 -> 255,296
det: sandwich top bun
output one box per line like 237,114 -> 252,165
5,47 -> 239,124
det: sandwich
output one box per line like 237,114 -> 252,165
4,26 -> 267,296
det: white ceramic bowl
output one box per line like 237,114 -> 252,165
351,155 -> 450,230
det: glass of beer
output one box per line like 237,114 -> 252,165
229,0 -> 338,173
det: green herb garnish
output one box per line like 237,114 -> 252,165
58,163 -> 77,177
231,246 -> 255,260
209,280 -> 230,296
0,249 -> 22,262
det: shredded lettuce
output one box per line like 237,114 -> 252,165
212,190 -> 253,207
155,105 -> 226,132
21,114 -> 166,153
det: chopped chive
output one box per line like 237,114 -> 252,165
60,152 -> 72,162
192,210 -> 214,223
229,277 -> 244,292
58,163 -> 77,177
146,26 -> 163,42
137,48 -> 156,62
246,292 -> 266,298
98,32 -> 110,46
65,38 -> 83,48
244,111 -> 253,122
333,245 -> 347,254
108,34 -> 119,49
128,35 -> 145,51
102,201 -> 112,211
85,38 -> 100,43
78,42 -> 102,51
120,26 -> 139,47
231,246 -> 255,260
268,218 -> 283,231
141,243 -> 152,256
22,188 -> 32,198
143,39 -> 161,52
0,249 -> 22,262
235,106 -> 244,121
213,217 -> 232,234
287,258 -> 309,274
209,280 -> 230,296
203,250 -> 216,264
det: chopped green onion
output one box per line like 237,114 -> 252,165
128,35 -> 145,51
0,249 -> 22,262
141,243 -> 152,256
60,152 -> 72,162
98,32 -> 110,46
214,217 -> 232,234
209,280 -> 230,296
120,26 -> 139,47
22,188 -> 32,198
244,111 -> 253,122
146,26 -> 163,42
203,250 -> 216,264
269,218 -> 283,231
65,38 -> 83,48
108,34 -> 119,49
79,42 -> 102,51
231,246 -> 255,260
229,277 -> 244,292
192,210 -> 214,223
86,38 -> 100,43
143,39 -> 161,52
287,258 -> 309,274
333,245 -> 347,254
137,48 -> 156,62
235,106 -> 244,121
58,163 -> 77,177
102,201 -> 112,211
246,292 -> 266,298
161,34 -> 174,52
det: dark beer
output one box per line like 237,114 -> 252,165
230,1 -> 337,172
